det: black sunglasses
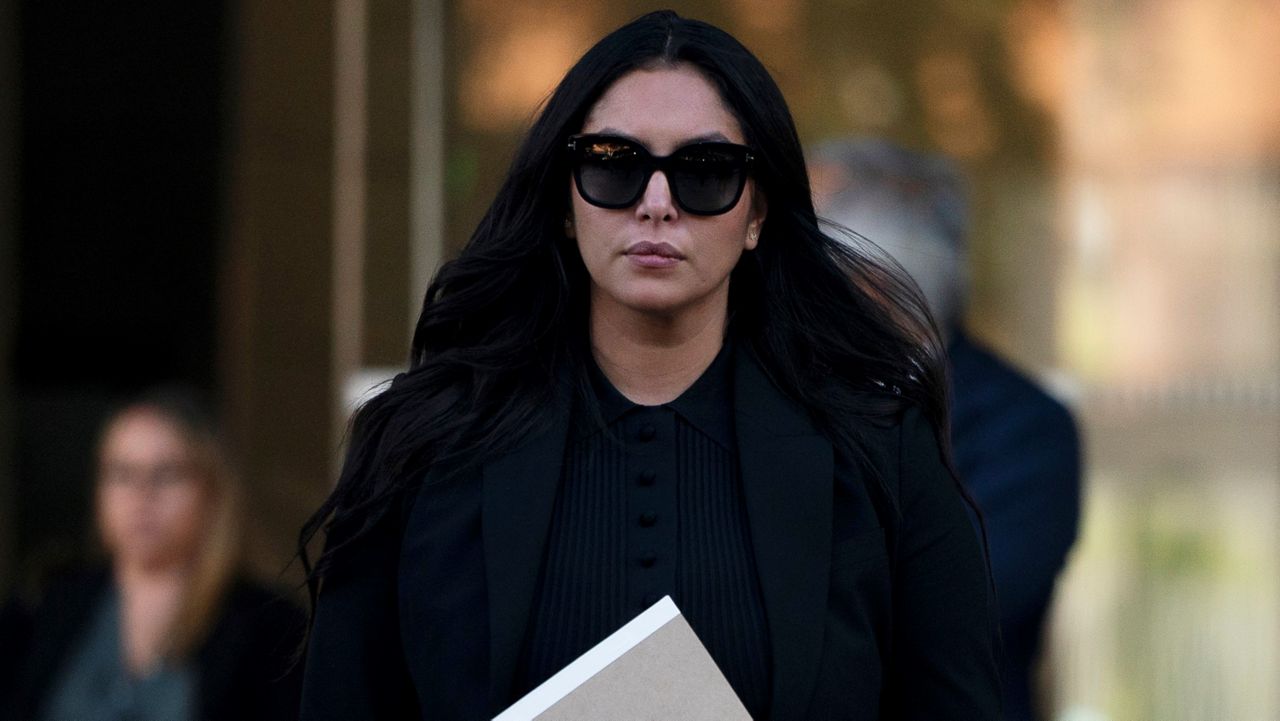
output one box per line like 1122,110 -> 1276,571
566,134 -> 755,216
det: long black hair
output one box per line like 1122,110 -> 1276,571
299,10 -> 957,601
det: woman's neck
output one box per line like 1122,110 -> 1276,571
115,562 -> 188,675
589,294 -> 728,406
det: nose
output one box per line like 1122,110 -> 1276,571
634,169 -> 678,223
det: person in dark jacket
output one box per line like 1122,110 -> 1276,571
811,137 -> 1083,721
3,387 -> 304,721
299,12 -> 1002,721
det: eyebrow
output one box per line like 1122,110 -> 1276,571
593,128 -> 735,146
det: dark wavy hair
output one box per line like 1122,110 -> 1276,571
299,10 -> 960,602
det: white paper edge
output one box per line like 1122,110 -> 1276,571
492,595 -> 681,721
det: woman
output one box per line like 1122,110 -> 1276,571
300,11 -> 999,721
7,388 -> 304,721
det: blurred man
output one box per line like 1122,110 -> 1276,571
810,138 -> 1081,721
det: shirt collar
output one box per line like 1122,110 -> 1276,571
584,355 -> 635,428
666,339 -> 735,450
582,339 -> 735,450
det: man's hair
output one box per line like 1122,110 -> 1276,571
810,138 -> 972,329
810,138 -> 969,251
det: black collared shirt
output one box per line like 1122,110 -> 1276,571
515,342 -> 772,718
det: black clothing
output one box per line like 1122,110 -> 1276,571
3,569 -> 305,721
301,346 -> 1001,720
516,344 -> 772,718
0,594 -> 31,706
949,330 -> 1081,721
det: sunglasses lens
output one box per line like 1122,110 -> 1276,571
571,136 -> 750,215
670,145 -> 746,214
577,140 -> 647,207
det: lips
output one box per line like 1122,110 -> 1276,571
625,241 -> 685,259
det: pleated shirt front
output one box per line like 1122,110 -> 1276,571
515,343 -> 773,718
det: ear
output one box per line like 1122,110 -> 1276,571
563,214 -> 576,239
745,187 -> 767,250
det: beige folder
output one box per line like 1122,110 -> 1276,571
493,596 -> 752,720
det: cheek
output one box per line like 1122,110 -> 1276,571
97,486 -> 131,540
570,205 -> 616,271
160,486 -> 207,536
699,218 -> 752,269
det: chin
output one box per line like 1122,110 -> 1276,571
592,269 -> 730,319
118,540 -> 184,571
617,289 -> 694,317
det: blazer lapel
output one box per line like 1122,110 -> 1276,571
734,349 -> 833,721
482,389 -> 573,713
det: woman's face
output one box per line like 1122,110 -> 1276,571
569,64 -> 765,321
97,409 -> 209,572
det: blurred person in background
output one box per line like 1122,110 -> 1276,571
300,11 -> 999,721
810,138 -> 1082,721
1,387 -> 304,721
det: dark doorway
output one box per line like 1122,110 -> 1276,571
14,1 -> 227,585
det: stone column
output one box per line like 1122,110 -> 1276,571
221,0 -> 337,579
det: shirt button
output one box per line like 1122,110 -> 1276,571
637,469 -> 656,487
639,512 -> 658,527
639,553 -> 657,568
637,424 -> 656,441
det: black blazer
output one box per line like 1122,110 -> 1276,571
4,569 -> 305,721
301,348 -> 1000,720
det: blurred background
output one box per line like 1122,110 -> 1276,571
1,1 -> 1276,719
